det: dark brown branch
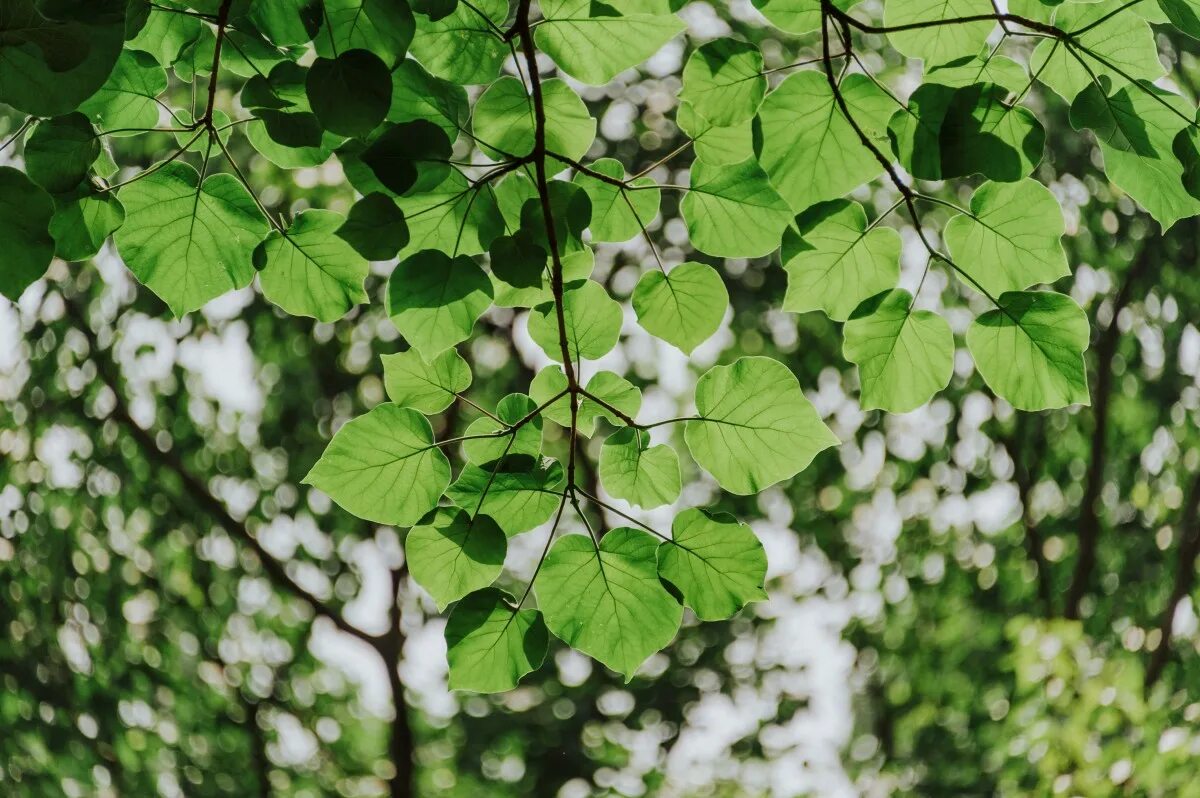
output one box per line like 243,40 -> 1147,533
203,0 -> 235,125
383,565 -> 415,798
1064,243 -> 1155,618
1008,414 -> 1054,615
1146,471 -> 1200,686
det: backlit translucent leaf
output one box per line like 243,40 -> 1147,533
534,0 -> 685,85
573,159 -> 660,243
25,113 -> 99,194
944,180 -> 1069,297
751,0 -> 856,34
535,529 -> 682,680
256,210 -> 370,322
473,76 -> 595,161
49,186 -> 126,262
842,289 -> 954,413
658,508 -> 767,620
445,588 -> 548,693
781,200 -> 900,321
884,0 -> 994,67
381,348 -> 471,414
387,59 -> 469,141
446,456 -> 566,536
302,404 -> 451,525
406,508 -> 506,610
315,0 -> 414,65
410,0 -> 508,84
680,39 -> 766,127
676,102 -> 753,166
527,279 -> 623,362
599,428 -> 681,509
681,157 -> 791,258
632,262 -> 728,353
78,50 -> 167,133
685,356 -> 838,494
925,53 -> 1028,94
966,291 -> 1091,410
757,71 -> 895,213
0,167 -> 56,301
529,368 -> 642,436
462,394 -> 542,464
387,249 -> 494,358
394,170 -> 503,256
115,162 -> 266,316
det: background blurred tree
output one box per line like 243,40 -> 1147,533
4,1 -> 1200,797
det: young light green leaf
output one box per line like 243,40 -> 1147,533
256,210 -> 369,322
884,0 -> 995,67
944,180 -> 1069,297
409,0 -> 508,84
658,508 -> 767,621
681,157 -> 792,258
529,368 -> 642,436
676,102 -> 753,166
462,394 -> 542,465
632,262 -> 728,353
782,200 -> 900,321
534,0 -> 685,85
387,250 -> 494,358
406,508 -> 506,610
535,529 -> 682,680
757,71 -> 894,213
0,167 -> 56,301
966,291 -> 1091,411
381,348 -> 472,414
305,49 -> 392,138
337,193 -> 409,261
680,39 -> 766,127
572,159 -> 660,243
115,162 -> 267,317
302,404 -> 451,526
527,279 -> 623,362
473,76 -> 596,161
446,456 -> 566,536
842,289 -> 955,413
25,113 -> 99,194
685,356 -> 838,494
394,170 -> 503,256
445,588 -> 548,693
599,428 -> 682,509
751,0 -> 856,34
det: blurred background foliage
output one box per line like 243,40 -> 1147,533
4,0 -> 1200,796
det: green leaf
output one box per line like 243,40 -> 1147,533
49,186 -> 126,262
25,113 -> 99,194
943,179 -> 1069,297
842,289 -> 955,413
676,102 -> 754,166
128,1 -> 203,66
387,59 -> 469,142
488,230 -> 547,290
77,50 -> 168,133
680,39 -> 766,127
306,49 -> 393,138
115,162 -> 267,316
360,120 -> 453,197
781,200 -> 900,321
250,0 -> 322,47
599,428 -> 681,509
535,529 -> 682,680
255,210 -> 370,322
889,82 -> 1045,182
387,250 -> 494,358
394,170 -> 503,257
572,159 -> 660,243
406,508 -> 506,610
302,404 -> 451,525
751,0 -> 856,34
492,247 -> 594,309
1069,80 -> 1200,229
527,279 -> 623,362
0,0 -> 125,116
473,76 -> 596,161
445,588 -> 548,693
1161,0 -> 1200,38
381,348 -> 472,414
966,291 -> 1091,410
883,0 -> 995,67
0,167 -> 56,301
534,0 -> 686,85
756,71 -> 894,213
246,116 -> 337,169
315,0 -> 414,65
681,157 -> 792,258
337,193 -> 409,261
925,53 -> 1028,95
1030,0 -> 1165,101
410,0 -> 508,84
685,356 -> 838,494
632,262 -> 728,353
462,394 -> 542,465
658,508 -> 767,621
529,368 -> 642,436
446,456 -> 566,536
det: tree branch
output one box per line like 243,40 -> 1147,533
1146,471 -> 1200,686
